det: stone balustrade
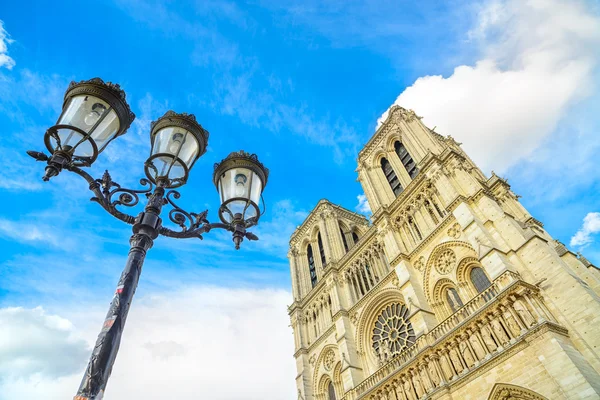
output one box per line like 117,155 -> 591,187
341,271 -> 563,400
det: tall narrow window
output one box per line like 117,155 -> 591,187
307,245 -> 317,288
328,382 -> 337,400
470,267 -> 492,293
318,232 -> 327,267
340,227 -> 349,252
445,287 -> 464,313
408,217 -> 422,241
381,158 -> 403,196
424,200 -> 439,224
352,231 -> 360,245
394,141 -> 418,179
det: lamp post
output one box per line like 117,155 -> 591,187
26,78 -> 269,400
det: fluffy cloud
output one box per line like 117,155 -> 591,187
356,194 -> 371,214
378,0 -> 600,173
0,20 -> 15,70
0,286 -> 296,400
570,212 -> 600,247
0,307 -> 89,380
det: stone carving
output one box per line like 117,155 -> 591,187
459,340 -> 475,368
449,346 -> 463,374
428,359 -> 441,386
435,249 -> 457,274
491,318 -> 510,345
514,299 -> 536,327
323,349 -> 335,371
447,223 -> 461,239
468,332 -> 487,360
479,323 -> 498,352
503,309 -> 522,337
309,354 -> 316,366
413,256 -> 425,271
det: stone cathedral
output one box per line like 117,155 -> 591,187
287,106 -> 600,400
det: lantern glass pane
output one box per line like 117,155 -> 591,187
92,109 -> 120,152
149,126 -> 200,181
250,170 -> 263,205
217,167 -> 263,222
55,95 -> 113,157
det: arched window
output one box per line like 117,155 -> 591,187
424,200 -> 439,224
470,267 -> 492,293
328,381 -> 337,400
445,287 -> 464,313
318,233 -> 327,267
307,245 -> 317,288
381,157 -> 403,196
352,231 -> 359,245
408,217 -> 422,241
394,141 -> 418,179
340,227 -> 349,252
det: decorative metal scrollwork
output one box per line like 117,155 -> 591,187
26,150 -> 261,245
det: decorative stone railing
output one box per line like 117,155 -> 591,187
341,271 -> 563,400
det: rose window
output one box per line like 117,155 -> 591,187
372,303 -> 415,361
435,249 -> 456,274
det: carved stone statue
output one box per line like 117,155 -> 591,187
449,346 -> 464,374
403,378 -> 416,400
468,333 -> 487,360
514,299 -> 536,327
479,324 -> 498,352
428,360 -> 441,386
420,365 -> 433,392
503,309 -> 522,337
491,318 -> 510,344
412,373 -> 424,398
459,340 -> 475,368
439,353 -> 455,380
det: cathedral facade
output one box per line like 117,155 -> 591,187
287,106 -> 600,400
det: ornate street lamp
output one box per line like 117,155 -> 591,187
27,78 -> 269,400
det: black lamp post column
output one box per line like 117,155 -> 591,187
75,181 -> 166,400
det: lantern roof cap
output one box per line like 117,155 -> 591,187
213,150 -> 269,188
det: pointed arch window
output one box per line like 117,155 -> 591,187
352,231 -> 359,245
381,157 -> 403,196
470,267 -> 492,293
445,287 -> 464,313
340,227 -> 349,252
307,245 -> 317,288
328,381 -> 337,400
318,232 -> 327,267
394,141 -> 418,179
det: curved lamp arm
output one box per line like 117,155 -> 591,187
26,150 -> 260,247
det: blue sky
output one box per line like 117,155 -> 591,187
0,1 -> 599,399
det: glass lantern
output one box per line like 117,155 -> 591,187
213,151 -> 269,225
44,78 -> 135,166
145,111 -> 209,188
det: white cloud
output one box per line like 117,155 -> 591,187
356,194 -> 371,214
253,199 -> 308,257
0,307 -> 89,380
0,287 -> 296,400
378,0 -> 600,173
570,212 -> 600,247
0,20 -> 15,70
0,218 -> 76,249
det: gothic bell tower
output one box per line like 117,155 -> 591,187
288,106 -> 600,400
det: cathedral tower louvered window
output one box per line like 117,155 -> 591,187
352,231 -> 359,245
381,158 -> 403,196
394,141 -> 418,179
318,232 -> 327,267
340,227 -> 349,252
307,244 -> 317,287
